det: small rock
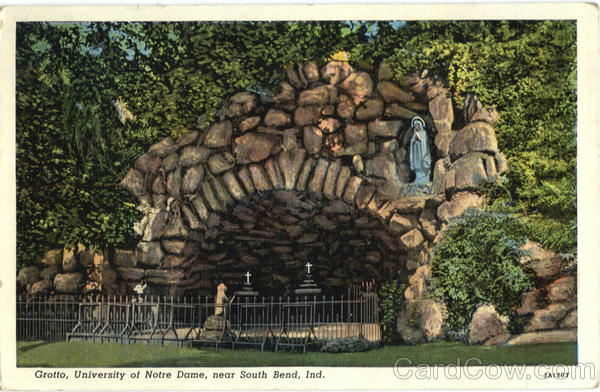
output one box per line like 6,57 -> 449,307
484,333 -> 511,347
230,92 -> 257,114
234,133 -> 276,164
238,116 -> 261,132
517,289 -> 543,315
40,249 -> 62,267
377,81 -> 414,103
62,245 -> 77,272
137,241 -> 164,266
180,146 -> 210,166
134,153 -> 161,174
208,152 -> 235,175
378,60 -> 394,81
115,249 -> 136,267
352,155 -> 364,173
340,71 -> 374,104
303,126 -> 323,155
464,94 -> 499,124
225,103 -> 243,118
40,266 -> 59,281
148,137 -> 175,157
181,165 -> 204,194
449,153 -> 489,191
367,119 -> 402,139
294,106 -> 321,126
204,121 -> 233,148
298,85 -> 331,106
119,168 -> 146,199
166,168 -> 182,197
302,61 -> 320,82
264,109 -> 292,128
18,266 -> 39,287
336,94 -> 355,119
389,214 -> 414,234
384,104 -> 418,119
400,229 -> 425,250
29,279 -> 53,295
54,273 -> 84,293
355,98 -> 384,120
318,118 -> 342,134
434,131 -> 455,158
272,82 -> 296,103
161,152 -> 179,171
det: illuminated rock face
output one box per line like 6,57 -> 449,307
115,59 -> 507,296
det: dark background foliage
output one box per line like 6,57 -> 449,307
16,21 -> 576,269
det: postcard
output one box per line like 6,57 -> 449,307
0,3 -> 598,390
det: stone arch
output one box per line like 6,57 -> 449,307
119,58 -> 506,296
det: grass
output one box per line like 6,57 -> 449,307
17,340 -> 576,367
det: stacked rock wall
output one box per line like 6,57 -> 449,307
113,58 -> 508,296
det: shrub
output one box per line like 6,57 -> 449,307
378,280 -> 405,344
430,209 -> 531,331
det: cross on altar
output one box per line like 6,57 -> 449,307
245,271 -> 252,284
305,262 -> 312,275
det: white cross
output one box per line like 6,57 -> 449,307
305,262 -> 313,274
245,271 -> 252,284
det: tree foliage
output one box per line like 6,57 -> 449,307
16,21 -> 576,269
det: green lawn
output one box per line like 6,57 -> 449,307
17,341 -> 576,367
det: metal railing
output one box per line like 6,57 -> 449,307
17,285 -> 380,351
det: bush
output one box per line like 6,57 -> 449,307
430,209 -> 532,331
378,280 -> 405,344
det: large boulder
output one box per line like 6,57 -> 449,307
437,192 -> 485,223
448,153 -> 489,191
463,94 -> 499,124
525,302 -> 575,331
546,276 -> 576,302
468,304 -> 510,344
54,273 -> 84,293
17,266 -> 39,287
450,122 -> 498,160
506,329 -> 576,346
519,241 -> 565,281
428,94 -> 453,132
397,299 -> 445,344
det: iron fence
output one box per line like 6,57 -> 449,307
17,285 -> 380,351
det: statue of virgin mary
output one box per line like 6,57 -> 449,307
409,117 -> 431,185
